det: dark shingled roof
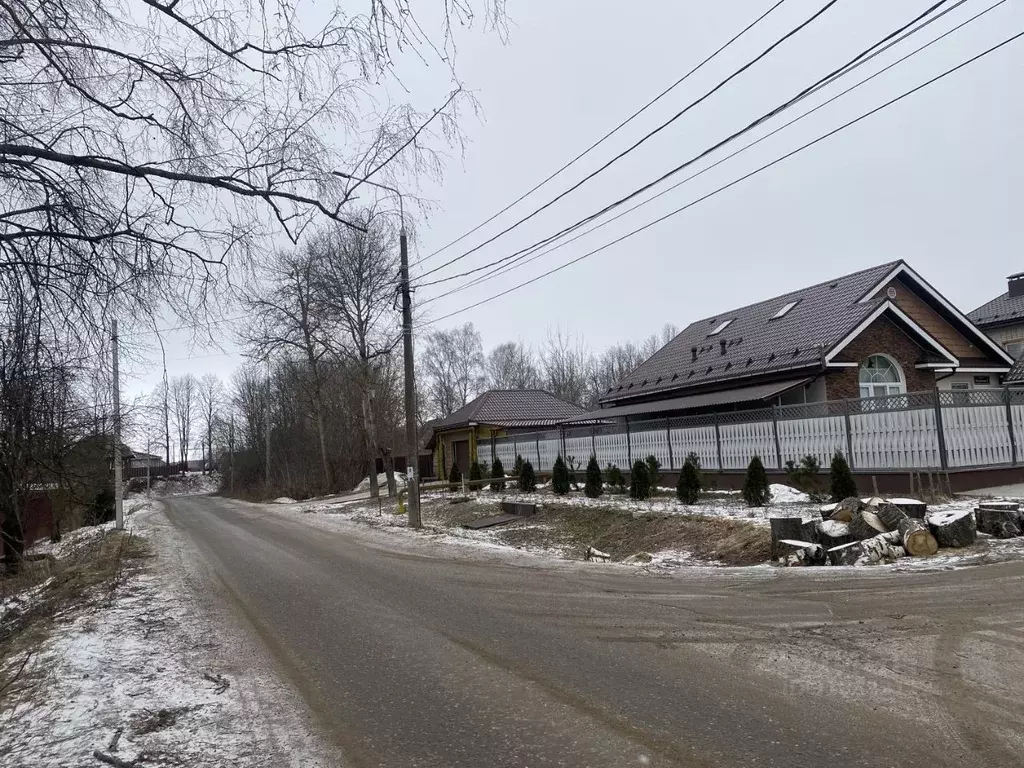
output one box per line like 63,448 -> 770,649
968,283 -> 1024,330
432,390 -> 587,431
602,261 -> 902,404
1007,357 -> 1024,383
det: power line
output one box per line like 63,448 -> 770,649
415,0 -> 844,281
415,0 -> 956,292
421,25 -> 1024,327
410,0 -> 789,268
420,0 -> 989,305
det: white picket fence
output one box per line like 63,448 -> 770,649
479,391 -> 1024,473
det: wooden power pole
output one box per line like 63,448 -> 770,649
112,319 -> 124,530
400,227 -> 421,528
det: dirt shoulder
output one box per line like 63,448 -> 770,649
0,497 -> 340,768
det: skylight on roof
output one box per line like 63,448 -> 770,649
771,300 -> 799,320
707,319 -> 733,336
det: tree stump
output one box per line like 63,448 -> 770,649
800,519 -> 821,545
978,502 -> 1022,529
876,503 -> 909,531
856,531 -> 904,565
819,503 -> 837,521
897,517 -> 939,557
885,498 -> 927,519
848,510 -> 888,540
975,507 -> 1021,539
779,539 -> 825,566
817,519 -> 854,549
827,541 -> 862,566
928,508 -> 976,548
830,497 -> 863,522
770,517 -> 804,561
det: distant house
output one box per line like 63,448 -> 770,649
129,452 -> 164,470
428,390 -> 586,477
969,271 -> 1024,384
577,260 -> 1014,422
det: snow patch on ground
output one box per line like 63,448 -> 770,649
769,484 -> 812,503
1,502 -> 336,768
272,496 -> 297,504
148,472 -> 221,496
355,472 -> 407,492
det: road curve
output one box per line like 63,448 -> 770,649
162,494 -> 1024,768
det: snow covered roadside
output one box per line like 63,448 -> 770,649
0,500 -> 338,768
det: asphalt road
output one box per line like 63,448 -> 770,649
163,494 -> 1024,768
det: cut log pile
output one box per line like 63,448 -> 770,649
768,495 -> 1018,567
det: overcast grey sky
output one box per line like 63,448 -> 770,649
126,0 -> 1024,398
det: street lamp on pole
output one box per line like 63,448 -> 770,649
332,173 -> 421,528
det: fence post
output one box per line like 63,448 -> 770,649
535,436 -> 542,470
626,418 -> 632,469
559,424 -> 567,460
512,436 -> 517,462
491,433 -> 496,464
713,413 -> 724,471
1006,386 -> 1017,466
771,405 -> 783,470
665,417 -> 674,470
933,388 -> 949,471
591,425 -> 597,459
842,399 -> 855,469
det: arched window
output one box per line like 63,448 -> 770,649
859,355 -> 905,399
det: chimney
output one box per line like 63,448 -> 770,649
691,346 -> 697,362
719,340 -> 727,356
1009,272 -> 1024,298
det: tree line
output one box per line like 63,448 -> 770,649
419,322 -> 680,419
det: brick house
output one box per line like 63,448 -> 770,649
428,390 -> 586,477
969,271 -> 1024,385
588,260 -> 1015,420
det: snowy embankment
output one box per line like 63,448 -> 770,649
259,482 -> 1024,572
0,499 -> 335,768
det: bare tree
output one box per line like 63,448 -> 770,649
420,323 -> 485,419
540,328 -> 592,407
197,374 -> 224,472
486,341 -> 540,390
311,214 -> 401,498
169,374 -> 197,467
239,250 -> 333,488
1,0 -> 505,353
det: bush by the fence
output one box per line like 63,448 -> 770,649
677,455 -> 701,504
585,455 -> 603,498
785,454 -> 826,502
448,462 -> 462,492
519,460 -> 537,493
630,460 -> 651,500
743,455 -> 771,507
469,461 -> 482,483
552,455 -> 570,495
830,451 -> 858,501
606,464 -> 625,492
490,457 -> 505,492
644,455 -> 661,490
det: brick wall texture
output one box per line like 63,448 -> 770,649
826,316 -> 934,399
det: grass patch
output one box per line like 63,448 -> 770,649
488,503 -> 770,566
0,528 -> 151,712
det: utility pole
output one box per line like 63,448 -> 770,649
229,414 -> 235,495
112,319 -> 124,530
265,360 -> 272,489
400,226 -> 421,528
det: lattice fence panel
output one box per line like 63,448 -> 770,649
669,425 -> 720,470
719,420 -> 777,470
942,405 -> 1013,467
